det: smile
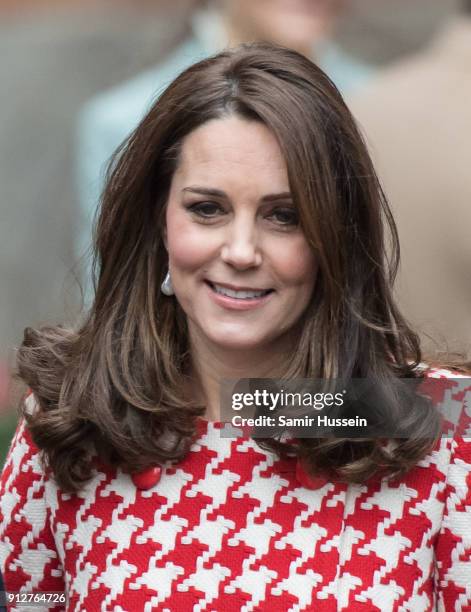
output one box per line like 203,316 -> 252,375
205,281 -> 275,310
210,282 -> 272,299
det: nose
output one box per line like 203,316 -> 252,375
220,217 -> 262,269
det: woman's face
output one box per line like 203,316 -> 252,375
164,116 -> 318,353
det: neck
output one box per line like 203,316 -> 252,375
188,329 -> 296,421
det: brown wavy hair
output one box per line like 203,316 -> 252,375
18,42 -> 442,493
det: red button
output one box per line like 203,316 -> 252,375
131,466 -> 162,490
296,461 -> 328,490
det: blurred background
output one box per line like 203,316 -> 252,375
1,0 -> 469,464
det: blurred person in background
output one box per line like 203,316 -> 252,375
77,0 -> 374,299
350,0 -> 471,359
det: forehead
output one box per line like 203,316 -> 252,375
174,116 -> 289,188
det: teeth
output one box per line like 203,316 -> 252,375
212,284 -> 269,299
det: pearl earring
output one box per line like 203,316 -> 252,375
160,271 -> 174,296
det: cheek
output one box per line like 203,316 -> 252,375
166,213 -> 215,271
275,239 -> 318,288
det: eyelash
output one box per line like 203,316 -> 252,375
186,202 -> 299,227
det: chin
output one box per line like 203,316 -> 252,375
207,328 -> 271,352
211,336 -> 265,352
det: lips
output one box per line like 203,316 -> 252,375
205,281 -> 275,301
204,280 -> 275,310
205,280 -> 274,293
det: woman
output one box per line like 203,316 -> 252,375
1,44 -> 470,611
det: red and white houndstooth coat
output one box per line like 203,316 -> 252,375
0,369 -> 470,611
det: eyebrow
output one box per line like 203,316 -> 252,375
182,186 -> 293,202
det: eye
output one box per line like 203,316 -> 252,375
267,208 -> 299,227
186,201 -> 225,219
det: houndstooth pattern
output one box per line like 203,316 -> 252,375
1,370 -> 470,611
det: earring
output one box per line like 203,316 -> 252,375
160,270 -> 174,296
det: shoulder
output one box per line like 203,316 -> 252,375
423,369 -> 471,605
2,393 -> 43,479
420,366 -> 471,475
0,393 -> 66,595
0,397 -> 50,537
421,366 -> 470,429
